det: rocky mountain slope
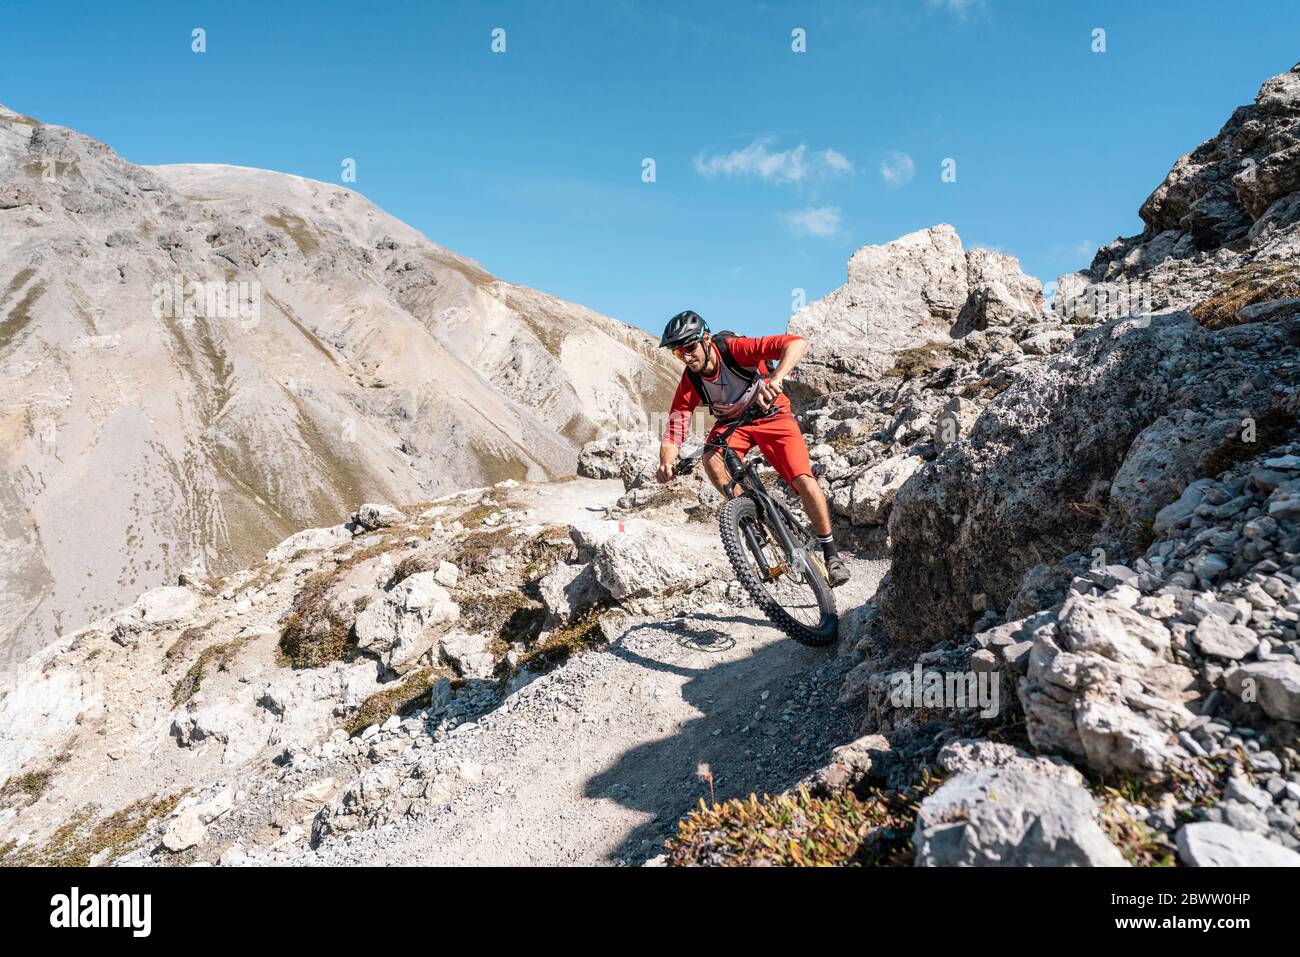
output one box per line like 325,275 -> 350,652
821,62 -> 1300,866
0,459 -> 887,866
787,224 -> 1045,398
3,63 -> 1299,869
0,105 -> 678,664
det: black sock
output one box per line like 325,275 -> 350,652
816,534 -> 838,559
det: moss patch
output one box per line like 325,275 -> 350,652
1128,516 -> 1157,553
0,770 -> 53,808
164,624 -> 209,666
0,746 -> 74,809
345,666 -> 452,737
0,110 -> 41,127
470,446 -> 532,485
459,588 -> 538,640
424,251 -> 494,287
827,432 -> 860,453
391,552 -> 437,584
1191,262 -> 1300,329
452,525 -> 519,574
666,772 -> 944,867
458,500 -> 510,528
511,604 -> 610,674
1097,794 -> 1177,866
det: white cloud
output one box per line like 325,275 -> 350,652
821,148 -> 853,175
879,150 -> 915,187
781,206 -> 843,238
924,0 -> 988,19
1051,239 -> 1096,262
693,138 -> 853,185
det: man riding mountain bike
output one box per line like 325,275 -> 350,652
654,309 -> 851,588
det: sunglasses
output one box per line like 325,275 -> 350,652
672,339 -> 707,360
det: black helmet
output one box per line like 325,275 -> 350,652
660,310 -> 709,348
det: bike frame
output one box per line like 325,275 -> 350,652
676,405 -> 812,575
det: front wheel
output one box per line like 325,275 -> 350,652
719,496 -> 838,647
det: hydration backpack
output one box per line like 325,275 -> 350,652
685,331 -> 776,417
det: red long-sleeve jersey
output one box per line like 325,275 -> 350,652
662,334 -> 802,446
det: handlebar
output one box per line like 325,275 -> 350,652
669,401 -> 776,477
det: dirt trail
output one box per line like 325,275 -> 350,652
312,546 -> 886,866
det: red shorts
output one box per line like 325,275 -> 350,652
707,411 -> 813,486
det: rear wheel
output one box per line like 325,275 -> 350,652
719,495 -> 838,647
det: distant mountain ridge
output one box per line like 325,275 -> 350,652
0,103 -> 678,662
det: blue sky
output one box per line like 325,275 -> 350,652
3,0 -> 1297,336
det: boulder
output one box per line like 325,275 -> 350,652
800,734 -> 893,794
1224,660 -> 1300,722
354,572 -> 459,673
1192,613 -> 1258,660
440,631 -> 496,679
1175,822 -> 1300,866
266,524 -> 354,562
1017,593 -> 1197,780
936,738 -> 1085,787
162,807 -> 206,853
577,430 -> 659,482
882,310 -> 1297,647
1019,329 -> 1074,355
353,503 -> 407,531
537,561 -> 608,627
569,520 -> 728,603
913,768 -> 1127,867
789,225 -> 1042,397
433,560 -> 459,588
846,455 -> 924,526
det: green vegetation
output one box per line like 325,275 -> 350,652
461,589 -> 540,642
1097,797 -> 1176,866
390,552 -> 439,585
827,432 -> 860,453
470,446 -> 531,486
457,500 -> 510,528
424,251 -> 494,287
164,624 -> 208,664
511,604 -> 609,673
344,667 -> 454,737
1191,262 -> 1300,329
277,536 -> 408,668
0,770 -> 53,808
1128,516 -> 1157,553
0,110 -> 40,127
279,569 -> 359,668
451,525 -> 519,574
171,638 -> 246,706
666,772 -> 945,867
0,792 -> 187,867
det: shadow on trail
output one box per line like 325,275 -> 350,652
585,613 -> 850,864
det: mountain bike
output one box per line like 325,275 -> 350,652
673,404 -> 838,647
